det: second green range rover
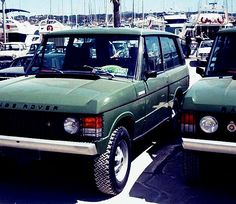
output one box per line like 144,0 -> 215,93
182,28 -> 236,182
0,28 -> 189,195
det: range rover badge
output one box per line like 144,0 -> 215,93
227,121 -> 236,133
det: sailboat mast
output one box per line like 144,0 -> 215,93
132,0 -> 135,26
50,0 -> 52,17
142,0 -> 144,21
225,0 -> 229,23
105,0 -> 108,26
62,0 -> 64,24
1,0 -> 6,43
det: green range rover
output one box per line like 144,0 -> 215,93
182,28 -> 236,182
0,28 -> 189,195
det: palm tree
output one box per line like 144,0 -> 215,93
111,0 -> 121,27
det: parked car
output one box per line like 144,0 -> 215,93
196,39 -> 213,66
0,56 -> 13,69
0,42 -> 28,69
181,28 -> 236,182
27,41 -> 56,54
0,55 -> 33,80
0,42 -> 28,59
0,53 -> 64,80
0,28 -> 189,195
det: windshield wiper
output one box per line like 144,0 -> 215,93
36,65 -> 114,79
83,65 -> 114,79
38,67 -> 64,74
51,68 -> 64,74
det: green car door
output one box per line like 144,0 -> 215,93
142,36 -> 169,133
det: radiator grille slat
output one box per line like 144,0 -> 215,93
0,110 -> 65,140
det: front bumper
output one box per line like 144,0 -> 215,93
0,135 -> 98,156
182,138 -> 236,155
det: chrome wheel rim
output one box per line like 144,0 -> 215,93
114,140 -> 129,182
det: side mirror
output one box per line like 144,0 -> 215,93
196,67 -> 204,76
200,60 -> 208,67
144,70 -> 157,80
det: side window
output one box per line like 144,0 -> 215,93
145,36 -> 163,72
160,36 -> 182,70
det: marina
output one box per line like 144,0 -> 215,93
0,0 -> 235,43
0,0 -> 233,69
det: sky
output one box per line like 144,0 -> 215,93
3,0 -> 236,16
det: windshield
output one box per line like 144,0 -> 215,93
206,35 -> 236,76
27,35 -> 139,78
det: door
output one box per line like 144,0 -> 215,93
143,36 -> 169,132
160,36 -> 189,106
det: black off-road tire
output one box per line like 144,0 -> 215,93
165,96 -> 183,141
183,150 -> 201,184
94,126 -> 131,195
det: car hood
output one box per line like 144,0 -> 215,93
0,66 -> 24,74
0,76 -> 137,114
0,51 -> 18,57
183,76 -> 236,112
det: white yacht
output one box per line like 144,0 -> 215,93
38,19 -> 70,36
180,0 -> 233,40
0,9 -> 40,48
163,12 -> 188,35
134,14 -> 166,31
4,18 -> 39,47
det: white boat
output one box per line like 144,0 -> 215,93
38,19 -> 70,36
0,8 -> 40,48
180,0 -> 233,40
163,12 -> 188,35
134,14 -> 166,31
4,18 -> 39,47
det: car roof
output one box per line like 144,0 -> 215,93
13,55 -> 33,60
217,27 -> 236,34
0,66 -> 24,74
44,27 -> 177,38
3,42 -> 26,45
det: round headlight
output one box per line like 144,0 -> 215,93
64,118 -> 79,134
199,116 -> 218,133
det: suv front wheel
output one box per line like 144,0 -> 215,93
94,126 -> 131,195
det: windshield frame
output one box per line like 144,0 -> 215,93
204,33 -> 236,77
26,34 -> 141,80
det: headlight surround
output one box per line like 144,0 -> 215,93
199,116 -> 218,133
64,117 -> 80,134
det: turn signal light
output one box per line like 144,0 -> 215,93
181,112 -> 196,133
82,116 -> 103,128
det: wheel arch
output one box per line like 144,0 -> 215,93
109,111 -> 135,139
172,86 -> 184,108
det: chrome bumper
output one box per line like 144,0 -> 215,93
0,135 -> 98,156
182,138 -> 236,155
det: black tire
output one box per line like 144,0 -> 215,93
183,150 -> 201,184
172,95 -> 182,119
170,95 -> 182,136
94,126 -> 131,195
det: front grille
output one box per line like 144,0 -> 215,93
0,109 -> 96,142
